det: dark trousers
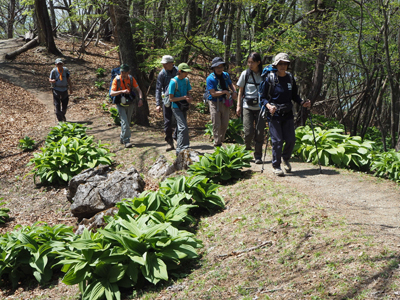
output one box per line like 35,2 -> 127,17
269,117 -> 295,169
52,90 -> 69,121
163,104 -> 177,142
243,108 -> 265,159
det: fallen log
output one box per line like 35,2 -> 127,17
5,37 -> 39,60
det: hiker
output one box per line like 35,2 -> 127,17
260,53 -> 310,176
49,58 -> 73,122
110,64 -> 143,148
236,52 -> 264,164
155,55 -> 178,151
206,57 -> 237,147
168,63 -> 193,155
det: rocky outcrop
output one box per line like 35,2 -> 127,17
69,166 -> 145,219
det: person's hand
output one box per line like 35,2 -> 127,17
231,92 -> 238,101
122,89 -> 129,94
186,95 -> 193,103
236,106 -> 241,117
156,105 -> 162,113
267,103 -> 276,115
138,99 -> 143,107
302,100 -> 311,108
49,79 -> 56,83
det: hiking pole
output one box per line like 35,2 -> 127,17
307,108 -> 322,174
261,127 -> 269,173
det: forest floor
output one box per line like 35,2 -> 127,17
0,37 -> 400,300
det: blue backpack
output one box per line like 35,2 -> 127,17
108,67 -> 136,104
258,64 -> 293,103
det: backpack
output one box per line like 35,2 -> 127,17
203,72 -> 230,102
108,67 -> 136,104
165,77 -> 189,110
258,65 -> 294,102
242,68 -> 261,106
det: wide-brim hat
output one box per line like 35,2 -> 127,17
178,63 -> 192,72
210,57 -> 225,69
55,58 -> 63,64
272,53 -> 290,66
160,55 -> 174,64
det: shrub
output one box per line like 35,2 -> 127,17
27,136 -> 115,184
95,80 -> 105,90
0,200 -> 10,224
188,145 -> 252,183
370,149 -> 400,182
204,119 -> 244,144
96,67 -> 106,78
305,114 -> 345,131
195,102 -> 207,114
109,107 -> 121,126
294,126 -> 374,170
45,122 -> 89,145
19,136 -> 36,151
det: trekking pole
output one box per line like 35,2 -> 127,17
258,105 -> 270,174
307,109 -> 322,174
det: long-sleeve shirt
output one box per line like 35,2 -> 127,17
155,66 -> 178,106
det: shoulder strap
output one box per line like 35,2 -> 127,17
171,78 -> 178,94
116,75 -> 121,91
129,75 -> 133,89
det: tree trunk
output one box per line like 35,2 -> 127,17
112,0 -> 149,126
235,7 -> 242,68
223,1 -> 235,65
181,0 -> 197,62
35,0 -> 60,55
48,0 -> 57,37
7,0 -> 16,38
5,37 -> 39,59
217,1 -> 228,42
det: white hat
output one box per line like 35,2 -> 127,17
272,53 -> 290,66
160,55 -> 174,64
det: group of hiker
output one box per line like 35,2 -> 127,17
49,52 -> 310,177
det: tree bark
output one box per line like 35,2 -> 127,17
7,0 -> 16,38
112,0 -> 149,126
5,37 -> 39,59
48,0 -> 57,37
223,1 -> 236,65
34,0 -> 60,55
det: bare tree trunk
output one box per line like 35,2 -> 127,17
235,7 -> 242,68
7,0 -> 16,38
35,0 -> 60,55
223,1 -> 235,65
181,0 -> 197,62
48,0 -> 57,37
217,1 -> 228,42
112,0 -> 149,126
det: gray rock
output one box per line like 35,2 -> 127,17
147,155 -> 175,179
174,149 -> 200,171
75,207 -> 119,235
69,167 -> 145,219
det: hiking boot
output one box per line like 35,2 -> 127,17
273,168 -> 284,177
166,140 -> 175,152
283,160 -> 292,173
62,115 -> 67,122
255,158 -> 262,164
124,142 -> 133,148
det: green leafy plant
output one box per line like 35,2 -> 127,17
204,119 -> 244,144
45,122 -> 89,145
27,136 -> 115,184
95,80 -> 105,90
370,150 -> 400,182
294,126 -> 374,170
96,67 -> 106,78
0,200 -> 10,224
305,114 -> 345,131
18,136 -> 36,151
100,102 -> 109,112
109,107 -> 121,126
188,145 -> 252,183
0,222 -> 75,288
195,102 -> 207,114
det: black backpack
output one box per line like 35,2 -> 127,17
108,67 -> 136,104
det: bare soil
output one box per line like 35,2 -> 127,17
0,37 -> 399,300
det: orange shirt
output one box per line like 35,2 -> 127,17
111,75 -> 138,93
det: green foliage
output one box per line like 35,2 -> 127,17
109,107 -> 121,126
294,126 -> 374,170
27,136 -> 115,185
188,145 -> 252,183
45,122 -> 89,145
370,150 -> 400,183
364,126 -> 393,151
0,223 -> 75,288
100,102 -> 109,112
204,119 -> 244,144
96,68 -> 106,78
0,200 -> 10,224
306,114 -> 345,131
95,80 -> 105,90
159,175 -> 225,211
56,220 -> 202,299
18,136 -> 36,151
195,102 -> 207,114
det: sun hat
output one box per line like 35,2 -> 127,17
160,55 -> 174,64
120,64 -> 130,72
272,53 -> 290,66
55,58 -> 64,64
210,57 -> 225,69
177,63 -> 192,72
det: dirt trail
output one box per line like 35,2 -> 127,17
1,39 -> 399,246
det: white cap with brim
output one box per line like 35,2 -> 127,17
160,55 -> 174,64
272,53 -> 290,66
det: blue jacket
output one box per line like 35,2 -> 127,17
206,71 -> 232,101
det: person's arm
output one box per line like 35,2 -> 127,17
49,70 -> 56,83
110,89 -> 129,97
236,86 -> 244,116
135,86 -> 143,107
155,72 -> 164,112
67,77 -> 73,95
259,78 -> 276,115
229,83 -> 238,100
292,77 -> 311,108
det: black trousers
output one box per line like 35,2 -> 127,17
52,90 -> 69,121
163,104 -> 177,142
